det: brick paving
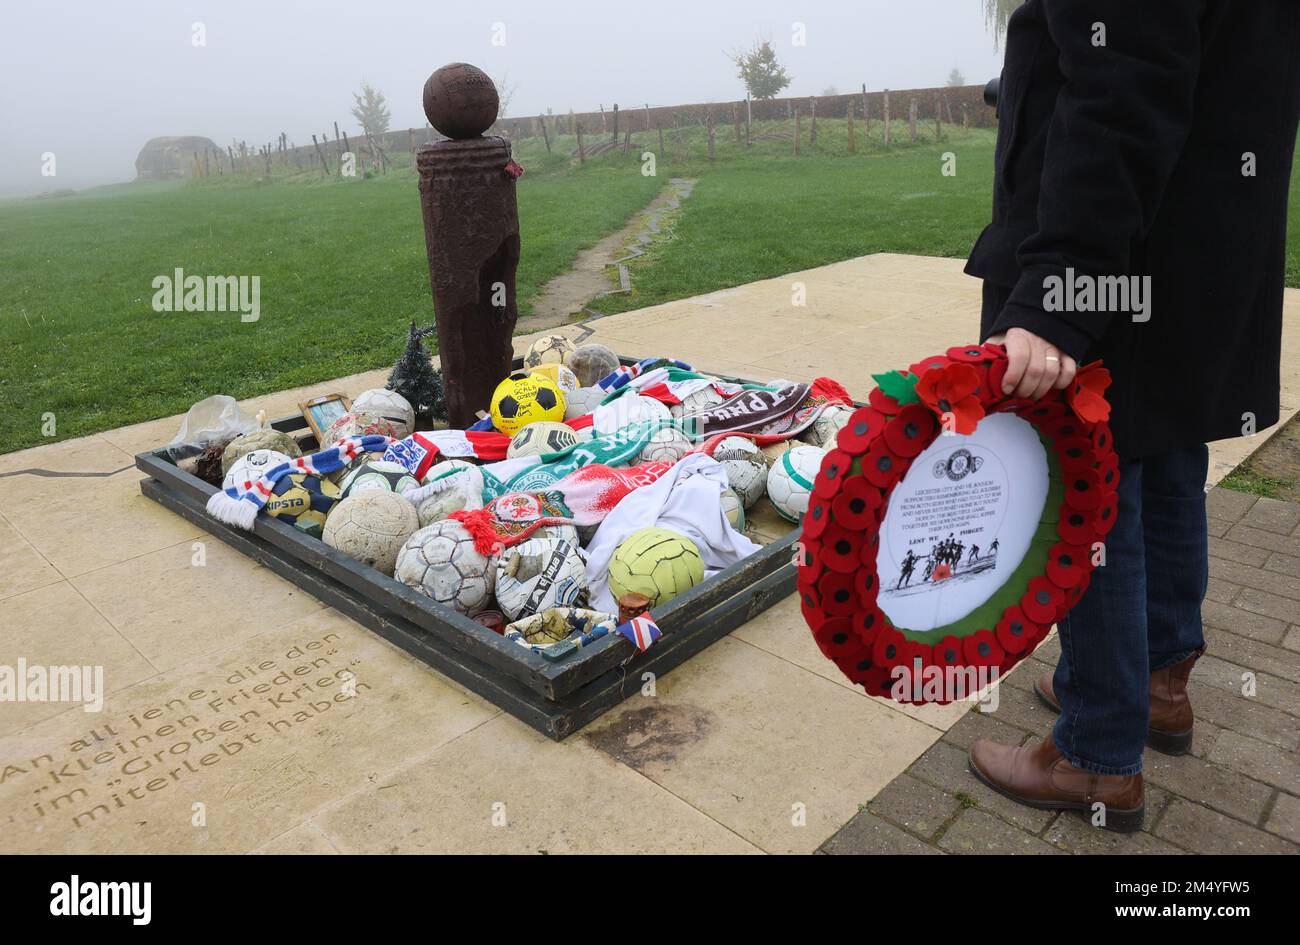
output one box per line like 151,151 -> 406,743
821,488 -> 1300,855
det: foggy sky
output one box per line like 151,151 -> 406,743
0,0 -> 1005,194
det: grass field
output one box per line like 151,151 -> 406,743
3,117 -> 1298,454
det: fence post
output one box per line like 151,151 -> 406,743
908,98 -> 917,142
794,109 -> 801,155
883,89 -> 891,146
733,102 -> 741,142
935,94 -> 942,139
645,102 -> 652,130
745,93 -> 752,145
847,98 -> 856,153
540,115 -> 551,153
658,124 -> 665,159
809,96 -> 817,144
611,103 -> 619,140
707,109 -> 715,162
576,122 -> 585,163
310,134 -> 331,174
862,83 -> 869,135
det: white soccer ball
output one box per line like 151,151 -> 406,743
421,457 -> 473,486
395,520 -> 495,615
323,491 -> 420,574
223,449 -> 292,494
507,421 -> 580,458
494,537 -> 588,621
670,385 -> 726,420
801,404 -> 853,449
532,523 -> 581,545
767,445 -> 826,523
720,486 -> 746,531
564,386 -> 606,421
594,394 -> 671,436
524,334 -> 577,368
714,436 -> 767,509
339,459 -> 419,499
351,388 -> 415,438
638,425 -> 693,465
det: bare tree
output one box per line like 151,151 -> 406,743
493,73 -> 517,118
984,0 -> 1026,49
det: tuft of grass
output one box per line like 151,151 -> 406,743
1220,467 -> 1298,500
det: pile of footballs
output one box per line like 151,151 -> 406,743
209,335 -> 857,655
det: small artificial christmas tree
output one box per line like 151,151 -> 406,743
387,320 -> 446,426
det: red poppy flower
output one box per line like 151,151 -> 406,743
932,635 -> 964,668
849,662 -> 897,700
872,626 -> 907,668
817,570 -> 857,617
854,606 -> 884,647
947,344 -> 991,363
863,438 -> 905,488
836,407 -> 887,455
987,357 -> 1009,400
909,354 -> 952,377
1091,422 -> 1114,454
1067,362 -> 1112,423
995,605 -> 1036,654
857,528 -> 882,566
1054,436 -> 1097,475
831,476 -> 882,531
868,386 -> 903,416
1064,467 -> 1103,512
819,522 -> 862,575
963,629 -> 1005,668
1041,415 -> 1085,444
813,449 -> 852,500
1057,508 -> 1095,545
1046,542 -> 1089,590
915,362 -> 985,435
1022,575 -> 1065,624
884,403 -> 939,457
1019,400 -> 1066,424
1096,453 -> 1120,492
802,498 -> 831,539
981,341 -> 1009,360
811,617 -> 860,660
853,565 -> 879,602
1094,491 -> 1119,538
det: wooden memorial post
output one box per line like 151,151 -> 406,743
417,62 -> 521,429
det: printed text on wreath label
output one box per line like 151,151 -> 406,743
0,633 -> 366,832
898,480 -> 1002,544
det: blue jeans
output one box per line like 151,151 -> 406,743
1051,443 -> 1209,775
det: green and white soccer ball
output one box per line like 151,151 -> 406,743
340,460 -> 419,499
507,421 -> 580,458
494,537 -> 588,621
608,526 -> 705,607
801,404 -> 853,449
352,388 -> 415,439
719,486 -> 746,531
638,424 -> 693,465
767,445 -> 825,523
713,436 -> 766,509
523,334 -> 577,368
593,394 -> 670,436
421,457 -> 473,486
394,520 -> 495,615
222,449 -> 292,494
323,491 -> 420,574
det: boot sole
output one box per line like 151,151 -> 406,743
1032,680 -> 1193,757
967,757 -> 1145,833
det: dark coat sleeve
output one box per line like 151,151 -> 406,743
985,0 -> 1205,359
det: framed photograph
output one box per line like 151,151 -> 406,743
298,393 -> 351,444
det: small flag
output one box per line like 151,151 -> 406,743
616,614 -> 662,652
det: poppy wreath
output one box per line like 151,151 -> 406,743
796,343 -> 1118,704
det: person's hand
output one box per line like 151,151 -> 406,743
985,327 -> 1077,400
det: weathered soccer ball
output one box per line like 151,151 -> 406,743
523,334 -> 577,369
527,363 -> 579,394
507,421 -> 580,458
490,373 -> 565,437
532,523 -> 581,545
608,527 -> 705,607
327,449 -> 387,485
593,394 -> 670,436
760,440 -> 797,468
767,445 -> 826,523
420,457 -> 474,486
323,491 -> 420,574
221,429 -> 301,475
670,385 -> 727,421
567,343 -> 620,387
323,410 -> 399,446
340,460 -> 419,499
264,473 -> 341,539
222,449 -> 292,494
394,520 -> 495,615
352,388 -> 416,439
800,404 -> 853,450
563,386 -> 605,421
638,424 -> 693,465
719,486 -> 746,531
494,537 -> 588,621
422,62 -> 499,139
713,436 -> 767,509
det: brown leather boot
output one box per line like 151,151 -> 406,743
1033,648 -> 1204,756
968,738 -> 1145,833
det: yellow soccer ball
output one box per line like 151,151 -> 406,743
608,526 -> 705,607
491,373 -> 566,437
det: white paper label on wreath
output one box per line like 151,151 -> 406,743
877,412 -> 1049,633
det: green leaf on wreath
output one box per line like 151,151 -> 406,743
870,370 -> 920,405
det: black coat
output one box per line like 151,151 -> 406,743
966,0 -> 1300,459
